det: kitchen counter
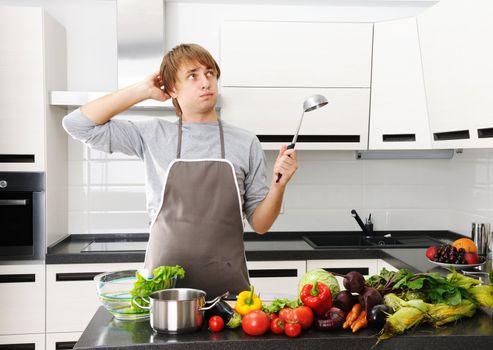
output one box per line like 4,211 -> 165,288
74,306 -> 493,350
62,230 -> 492,349
46,231 -> 462,274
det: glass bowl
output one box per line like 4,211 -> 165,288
94,270 -> 177,321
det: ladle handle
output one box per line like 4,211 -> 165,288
275,143 -> 296,183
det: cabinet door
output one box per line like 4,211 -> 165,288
220,87 -> 370,150
377,259 -> 399,273
247,260 -> 306,298
0,6 -> 45,171
418,0 -> 493,148
45,332 -> 81,350
306,259 -> 378,287
46,263 -> 142,333
221,21 -> 373,88
0,264 -> 45,335
0,334 -> 45,350
370,17 -> 431,150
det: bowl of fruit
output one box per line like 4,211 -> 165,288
425,238 -> 486,270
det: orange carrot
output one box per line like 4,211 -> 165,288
351,310 -> 368,333
342,303 -> 362,329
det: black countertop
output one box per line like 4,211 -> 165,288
67,230 -> 493,349
75,306 -> 493,350
47,230 -> 460,272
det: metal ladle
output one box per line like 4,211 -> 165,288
276,94 -> 329,183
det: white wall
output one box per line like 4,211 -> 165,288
4,0 -> 491,237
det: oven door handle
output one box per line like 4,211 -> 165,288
0,199 -> 28,206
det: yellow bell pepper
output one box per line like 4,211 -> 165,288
235,285 -> 262,316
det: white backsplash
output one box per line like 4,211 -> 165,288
67,134 -> 493,236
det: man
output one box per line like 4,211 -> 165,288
63,44 -> 298,297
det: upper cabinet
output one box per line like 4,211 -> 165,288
0,6 -> 67,171
418,0 -> 493,148
370,17 -> 431,150
221,21 -> 373,88
220,21 -> 373,150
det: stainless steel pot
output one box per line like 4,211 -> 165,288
133,288 -> 228,334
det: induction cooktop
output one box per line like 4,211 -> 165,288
81,241 -> 148,252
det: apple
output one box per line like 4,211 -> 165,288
464,252 -> 479,265
426,246 -> 439,261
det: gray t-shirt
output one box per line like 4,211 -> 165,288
62,109 -> 269,226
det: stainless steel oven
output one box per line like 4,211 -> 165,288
0,172 -> 45,260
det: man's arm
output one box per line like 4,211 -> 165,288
81,72 -> 169,125
249,145 -> 298,234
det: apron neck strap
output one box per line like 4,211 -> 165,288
177,118 -> 225,159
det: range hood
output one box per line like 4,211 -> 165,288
51,0 -> 171,110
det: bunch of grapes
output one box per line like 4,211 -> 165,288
432,244 -> 466,264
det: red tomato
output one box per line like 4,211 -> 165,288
284,322 -> 302,337
241,310 -> 270,336
279,307 -> 293,323
279,306 -> 313,330
270,317 -> 284,334
208,316 -> 224,332
292,306 -> 314,330
267,312 -> 278,321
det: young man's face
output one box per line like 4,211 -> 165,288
171,61 -> 218,117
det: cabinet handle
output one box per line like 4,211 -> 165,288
249,269 -> 298,278
321,267 -> 369,275
257,135 -> 360,143
55,341 -> 77,350
0,199 -> 28,206
0,344 -> 35,350
0,154 -> 35,163
477,127 -> 493,139
382,133 -> 416,142
56,272 -> 103,282
433,130 -> 470,141
0,274 -> 35,283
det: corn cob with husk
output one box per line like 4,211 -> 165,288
468,285 -> 493,308
428,299 -> 477,326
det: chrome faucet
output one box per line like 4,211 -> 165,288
351,209 -> 373,238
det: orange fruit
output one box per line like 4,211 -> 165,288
451,238 -> 477,254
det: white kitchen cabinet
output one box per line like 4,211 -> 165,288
0,6 -> 68,249
0,334 -> 45,350
370,17 -> 431,150
417,0 -> 493,149
0,264 -> 45,335
247,260 -> 306,297
45,332 -> 81,350
377,259 -> 399,273
0,6 -> 67,171
221,21 -> 373,88
306,259 -> 378,287
220,87 -> 370,150
46,263 -> 142,333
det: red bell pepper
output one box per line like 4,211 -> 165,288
300,282 -> 332,317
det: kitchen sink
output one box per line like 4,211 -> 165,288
302,234 -> 374,248
303,233 -> 443,249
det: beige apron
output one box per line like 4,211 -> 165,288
144,118 -> 250,297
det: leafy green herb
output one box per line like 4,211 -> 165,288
262,298 -> 301,314
367,268 -> 475,306
130,265 -> 185,304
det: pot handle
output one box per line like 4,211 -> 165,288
132,296 -> 151,310
199,291 -> 230,311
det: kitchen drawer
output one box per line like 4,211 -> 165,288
306,259 -> 378,287
0,333 -> 45,350
0,264 -> 45,335
46,263 -> 142,333
246,260 -> 306,297
46,332 -> 81,350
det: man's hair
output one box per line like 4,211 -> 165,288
159,43 -> 221,117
